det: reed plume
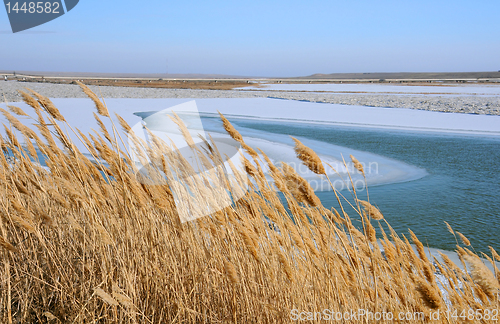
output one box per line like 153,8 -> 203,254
291,136 -> 325,175
18,90 -> 41,111
219,111 -> 243,143
224,260 -> 239,285
358,200 -> 384,220
112,283 -> 134,309
415,278 -> 443,309
464,255 -> 500,299
276,247 -> 294,282
489,246 -> 500,261
76,81 -> 110,117
7,105 -> 28,117
115,113 -> 132,132
456,231 -> 471,246
27,89 -> 66,122
0,236 -> 17,253
94,288 -> 119,306
350,154 -> 364,174
444,221 -> 454,235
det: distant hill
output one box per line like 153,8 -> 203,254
300,71 -> 500,80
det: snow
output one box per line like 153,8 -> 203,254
162,98 -> 500,136
2,97 -> 499,189
240,83 -> 500,95
1,98 -> 436,189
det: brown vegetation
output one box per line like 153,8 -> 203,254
0,87 -> 498,323
20,78 -> 256,90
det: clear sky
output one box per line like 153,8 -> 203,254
1,0 -> 499,77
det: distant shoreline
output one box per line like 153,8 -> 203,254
1,70 -> 500,84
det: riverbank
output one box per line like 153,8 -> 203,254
2,81 -> 499,115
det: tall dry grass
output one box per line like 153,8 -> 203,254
0,88 -> 498,323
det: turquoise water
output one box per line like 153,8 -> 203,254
229,118 -> 500,254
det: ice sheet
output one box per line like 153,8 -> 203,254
201,117 -> 427,190
3,97 -> 498,190
138,98 -> 500,136
241,83 -> 500,95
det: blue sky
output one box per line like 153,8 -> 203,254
1,0 -> 499,76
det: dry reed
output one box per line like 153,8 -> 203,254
456,231 -> 471,246
359,200 -> 384,220
76,81 -> 110,117
464,255 -> 500,299
0,89 -> 498,323
291,136 -> 325,175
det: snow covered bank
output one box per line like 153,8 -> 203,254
3,97 -> 499,189
1,98 -> 435,190
242,83 -> 500,95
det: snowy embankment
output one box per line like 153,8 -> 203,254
240,82 -> 500,95
2,97 -> 500,189
2,81 -> 500,115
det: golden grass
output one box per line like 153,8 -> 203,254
0,88 -> 498,323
